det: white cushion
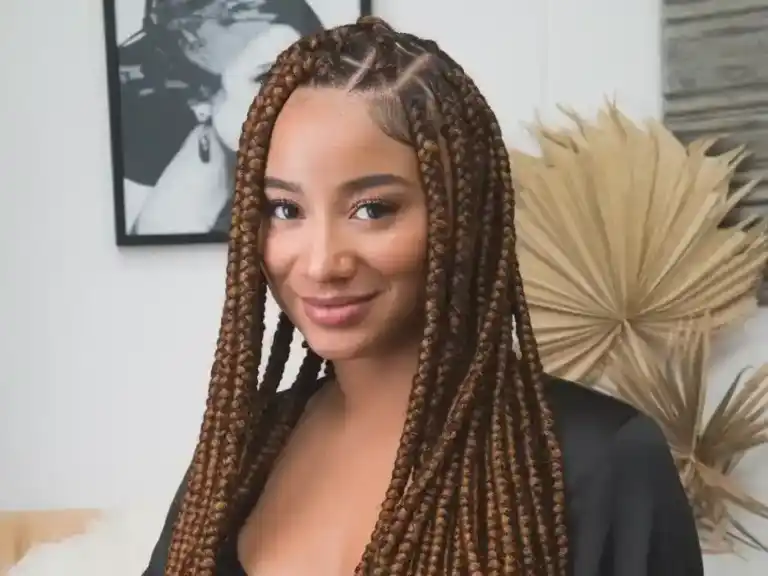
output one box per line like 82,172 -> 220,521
8,505 -> 167,576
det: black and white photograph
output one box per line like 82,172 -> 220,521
103,0 -> 372,246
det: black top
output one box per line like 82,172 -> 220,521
142,376 -> 704,575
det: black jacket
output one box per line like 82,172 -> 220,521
143,377 -> 704,575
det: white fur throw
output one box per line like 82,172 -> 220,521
8,505 -> 167,576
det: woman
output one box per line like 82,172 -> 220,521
143,17 -> 703,576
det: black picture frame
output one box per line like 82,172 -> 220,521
103,0 -> 373,246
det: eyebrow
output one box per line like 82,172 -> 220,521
264,173 -> 412,195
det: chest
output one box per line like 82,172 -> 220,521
237,420 -> 402,576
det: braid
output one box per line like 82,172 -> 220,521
164,24 -> 342,575
166,17 -> 567,576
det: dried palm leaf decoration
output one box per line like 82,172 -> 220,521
508,103 -> 768,382
604,321 -> 768,554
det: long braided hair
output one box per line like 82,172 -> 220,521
165,16 -> 568,576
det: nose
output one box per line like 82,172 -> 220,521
303,221 -> 356,283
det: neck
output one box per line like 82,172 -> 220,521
329,344 -> 419,419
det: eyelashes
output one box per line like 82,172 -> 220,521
267,199 -> 301,220
267,197 -> 398,221
349,197 -> 398,220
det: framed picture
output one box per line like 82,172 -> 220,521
662,0 -> 768,304
103,0 -> 373,246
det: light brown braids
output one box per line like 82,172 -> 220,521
165,16 -> 567,576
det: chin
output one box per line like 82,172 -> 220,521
301,328 -> 378,362
304,338 -> 371,362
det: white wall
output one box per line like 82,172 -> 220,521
0,0 -> 766,572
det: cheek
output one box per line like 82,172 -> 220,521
261,228 -> 296,297
371,218 -> 428,284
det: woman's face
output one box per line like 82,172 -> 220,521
262,87 -> 428,361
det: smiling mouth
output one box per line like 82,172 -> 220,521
301,294 -> 377,307
300,293 -> 378,327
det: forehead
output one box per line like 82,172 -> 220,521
265,87 -> 418,186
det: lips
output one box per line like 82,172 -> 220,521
301,294 -> 376,307
300,293 -> 377,328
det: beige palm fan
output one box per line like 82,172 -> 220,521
604,322 -> 768,553
509,103 -> 768,382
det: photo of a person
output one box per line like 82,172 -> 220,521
104,0 -> 370,244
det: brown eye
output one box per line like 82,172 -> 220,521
268,200 -> 301,220
351,200 -> 396,221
